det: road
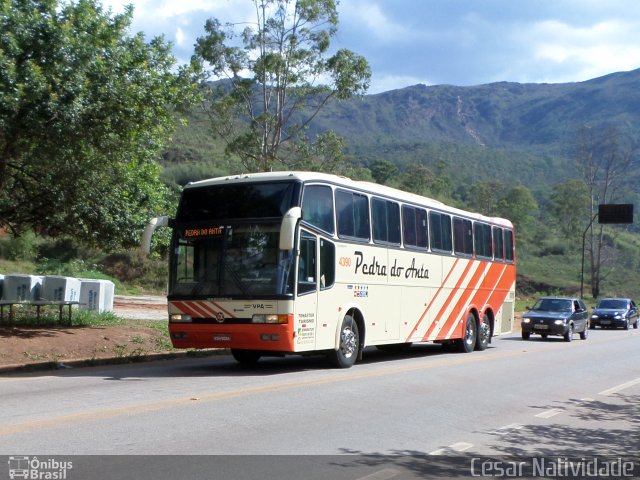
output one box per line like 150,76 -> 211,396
1,327 -> 638,479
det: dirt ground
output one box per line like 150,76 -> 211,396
0,296 -> 180,370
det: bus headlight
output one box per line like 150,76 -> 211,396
170,314 -> 192,323
252,314 -> 290,324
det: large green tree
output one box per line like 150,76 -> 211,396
0,0 -> 200,248
193,0 -> 371,172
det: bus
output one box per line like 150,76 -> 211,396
167,171 -> 516,368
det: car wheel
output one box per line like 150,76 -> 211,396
521,331 -> 530,340
563,324 -> 574,342
580,325 -> 588,340
634,319 -> 639,329
624,319 -> 630,330
589,322 -> 596,330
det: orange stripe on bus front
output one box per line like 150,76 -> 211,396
173,301 -> 202,318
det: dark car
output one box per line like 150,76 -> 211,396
521,297 -> 589,342
590,298 -> 639,330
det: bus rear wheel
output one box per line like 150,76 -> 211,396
475,313 -> 491,351
458,313 -> 477,353
328,315 -> 360,368
231,349 -> 261,365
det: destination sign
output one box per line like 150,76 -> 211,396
181,226 -> 225,239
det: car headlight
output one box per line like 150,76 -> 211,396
591,314 -> 599,319
522,318 -> 531,324
554,319 -> 565,325
614,314 -> 622,320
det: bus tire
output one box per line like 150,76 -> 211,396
231,349 -> 261,365
458,313 -> 477,353
475,313 -> 491,351
327,315 -> 360,368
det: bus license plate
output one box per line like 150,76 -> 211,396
213,335 -> 232,342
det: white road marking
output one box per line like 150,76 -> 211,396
491,423 -> 523,435
535,408 -> 563,419
355,468 -> 400,480
428,441 -> 473,455
598,378 -> 640,396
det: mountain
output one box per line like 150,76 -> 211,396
310,68 -> 640,150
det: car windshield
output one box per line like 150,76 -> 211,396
532,298 -> 573,312
596,299 -> 628,309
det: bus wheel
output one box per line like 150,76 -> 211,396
231,349 -> 261,365
475,314 -> 491,351
458,313 -> 477,353
328,315 -> 359,368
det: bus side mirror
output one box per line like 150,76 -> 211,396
279,207 -> 302,251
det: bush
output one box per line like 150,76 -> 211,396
0,230 -> 40,261
101,250 -> 168,292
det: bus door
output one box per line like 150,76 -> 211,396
295,230 -> 318,350
295,230 -> 337,352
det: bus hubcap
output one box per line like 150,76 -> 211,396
341,328 -> 357,358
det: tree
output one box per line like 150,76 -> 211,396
193,0 -> 371,172
466,180 -> 504,216
547,179 -> 590,247
575,126 -> 637,297
0,0 -> 200,249
496,185 -> 538,238
369,159 -> 398,185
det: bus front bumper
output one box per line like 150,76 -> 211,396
169,323 -> 295,352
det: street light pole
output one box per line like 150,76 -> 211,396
580,212 -> 599,299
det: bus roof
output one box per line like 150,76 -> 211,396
184,171 -> 514,228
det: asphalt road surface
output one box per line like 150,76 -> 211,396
1,327 -> 638,479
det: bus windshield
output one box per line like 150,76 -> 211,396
170,223 -> 295,297
175,181 -> 299,221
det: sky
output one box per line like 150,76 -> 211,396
101,0 -> 640,94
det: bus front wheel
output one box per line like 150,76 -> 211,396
231,349 -> 261,365
328,315 -> 360,368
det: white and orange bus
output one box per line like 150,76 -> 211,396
167,171 -> 515,367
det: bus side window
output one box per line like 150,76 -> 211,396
320,238 -> 335,289
298,232 -> 317,295
493,226 -> 504,261
430,211 -> 452,253
504,229 -> 515,262
302,185 -> 334,234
